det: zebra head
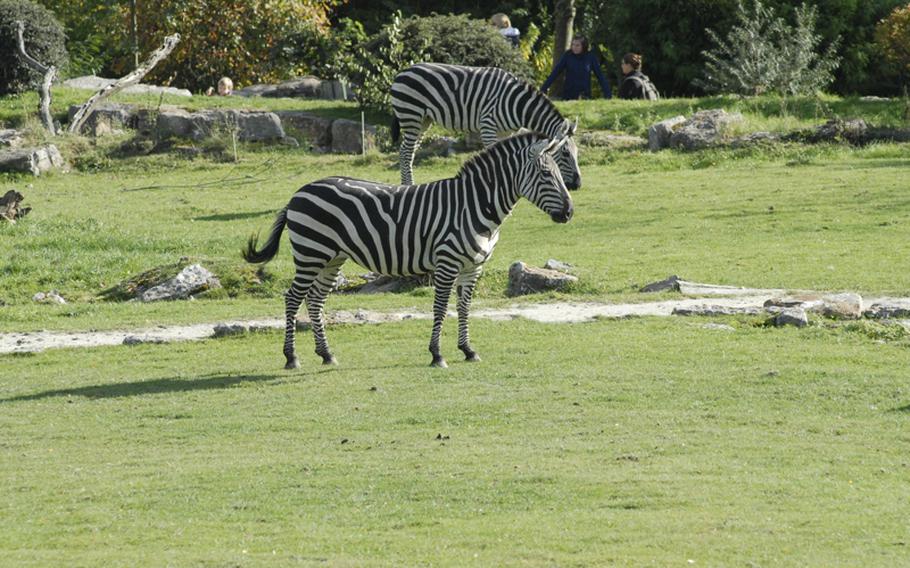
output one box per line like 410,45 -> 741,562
554,118 -> 581,191
522,136 -> 574,224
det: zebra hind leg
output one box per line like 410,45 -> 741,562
283,270 -> 317,369
456,269 -> 483,362
428,267 -> 457,368
397,122 -> 425,185
306,260 -> 345,365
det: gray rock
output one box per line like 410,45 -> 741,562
263,76 -> 324,98
232,84 -> 279,98
774,307 -> 808,328
342,274 -> 430,294
212,323 -> 249,337
640,275 -> 681,293
274,111 -> 333,148
648,115 -> 686,151
764,293 -> 863,320
320,79 -> 354,101
864,303 -> 910,319
669,109 -> 744,150
417,136 -> 457,158
578,132 -> 647,149
63,75 -> 192,97
32,290 -> 66,304
0,129 -> 23,148
331,118 -> 376,154
730,131 -> 779,148
544,259 -> 573,272
140,264 -> 221,302
0,145 -> 64,176
122,335 -> 167,345
67,103 -> 137,136
507,261 -> 578,297
810,118 -> 868,143
672,305 -> 762,317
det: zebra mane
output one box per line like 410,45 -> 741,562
455,132 -> 550,179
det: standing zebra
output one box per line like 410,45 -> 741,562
244,132 -> 574,369
391,62 -> 581,189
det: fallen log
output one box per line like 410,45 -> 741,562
69,34 -> 180,135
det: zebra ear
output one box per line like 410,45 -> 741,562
563,118 -> 577,137
530,139 -> 552,158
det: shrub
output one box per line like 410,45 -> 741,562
336,12 -> 533,112
0,0 -> 67,95
697,0 -> 840,96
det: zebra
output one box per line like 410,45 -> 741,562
243,132 -> 574,369
391,62 -> 581,190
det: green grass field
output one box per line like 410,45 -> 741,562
1,91 -> 910,564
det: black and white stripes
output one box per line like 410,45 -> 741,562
244,132 -> 574,369
391,63 -> 581,189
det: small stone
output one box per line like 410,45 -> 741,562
640,275 -> 681,293
507,261 -> 578,296
544,259 -> 573,272
32,291 -> 66,304
212,323 -> 248,337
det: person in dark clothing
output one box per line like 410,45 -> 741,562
619,52 -> 659,100
541,35 -> 612,100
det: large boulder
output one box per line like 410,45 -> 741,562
274,111 -> 333,148
63,75 -> 192,97
648,115 -> 686,151
0,129 -> 23,148
140,264 -> 221,302
669,109 -> 744,150
67,103 -> 138,136
507,261 -> 578,296
0,145 -> 65,176
234,77 -> 353,100
152,109 -> 286,142
331,119 -> 377,154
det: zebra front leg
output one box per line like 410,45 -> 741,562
306,260 -> 344,365
456,268 -> 483,362
398,126 -> 424,185
283,271 -> 317,369
428,268 -> 457,368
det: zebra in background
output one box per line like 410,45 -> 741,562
391,62 -> 581,189
244,132 -> 574,370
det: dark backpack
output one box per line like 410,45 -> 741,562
624,74 -> 660,101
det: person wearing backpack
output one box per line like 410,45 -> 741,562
619,53 -> 659,100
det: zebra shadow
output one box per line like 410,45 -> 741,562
193,210 -> 276,222
0,372 -> 295,403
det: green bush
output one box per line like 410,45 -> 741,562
337,12 -> 533,112
0,0 -> 67,95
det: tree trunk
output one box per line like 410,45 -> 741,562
15,21 -> 57,135
550,0 -> 576,99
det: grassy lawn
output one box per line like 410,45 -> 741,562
2,317 -> 909,565
2,92 -> 910,564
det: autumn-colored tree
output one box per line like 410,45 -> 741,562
126,0 -> 340,92
875,3 -> 910,82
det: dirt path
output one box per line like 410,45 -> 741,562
3,283 -> 909,355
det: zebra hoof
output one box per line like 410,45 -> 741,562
322,355 -> 338,366
464,353 -> 481,362
430,356 -> 448,368
284,356 -> 300,370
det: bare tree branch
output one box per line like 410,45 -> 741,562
15,21 -> 57,135
69,33 -> 181,135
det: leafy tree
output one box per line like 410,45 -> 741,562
0,0 -> 68,94
125,0 -> 339,92
35,0 -> 126,77
875,3 -> 910,85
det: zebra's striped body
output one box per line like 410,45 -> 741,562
244,133 -> 573,369
391,63 -> 581,189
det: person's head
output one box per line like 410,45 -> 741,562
490,13 -> 511,29
217,76 -> 233,96
570,35 -> 589,55
622,53 -> 642,74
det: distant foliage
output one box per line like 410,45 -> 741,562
337,12 -> 533,112
697,1 -> 840,96
127,0 -> 339,92
875,3 -> 910,79
0,0 -> 68,95
34,0 -> 126,77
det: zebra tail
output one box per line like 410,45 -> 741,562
390,115 -> 400,144
243,207 -> 287,264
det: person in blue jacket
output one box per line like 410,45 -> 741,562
541,35 -> 612,100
